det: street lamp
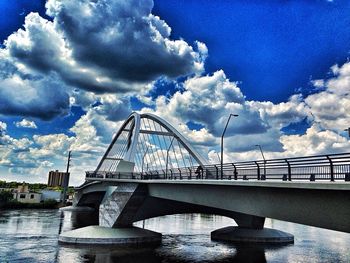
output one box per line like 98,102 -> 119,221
221,114 -> 239,179
62,151 -> 71,205
255,144 -> 266,178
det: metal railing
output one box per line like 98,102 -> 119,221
86,152 -> 350,182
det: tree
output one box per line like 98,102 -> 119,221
0,191 -> 13,206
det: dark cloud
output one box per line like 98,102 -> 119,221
0,76 -> 70,120
0,0 -> 205,120
95,96 -> 131,122
225,129 -> 284,153
49,0 -> 201,82
3,0 -> 205,95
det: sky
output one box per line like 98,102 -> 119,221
0,0 -> 350,185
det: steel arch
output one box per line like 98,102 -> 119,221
95,112 -> 208,174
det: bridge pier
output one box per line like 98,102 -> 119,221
58,225 -> 161,246
211,226 -> 294,244
211,213 -> 293,244
59,183 -> 162,246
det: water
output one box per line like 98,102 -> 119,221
0,209 -> 349,262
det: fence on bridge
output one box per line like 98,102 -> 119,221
86,152 -> 350,182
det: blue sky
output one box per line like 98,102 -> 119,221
0,0 -> 350,184
154,0 -> 350,101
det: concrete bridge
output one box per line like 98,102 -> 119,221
59,113 -> 350,245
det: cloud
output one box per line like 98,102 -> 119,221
143,70 -> 269,138
0,115 -> 111,185
0,75 -> 70,120
15,119 -> 37,129
46,0 -> 206,83
0,0 -> 206,120
280,124 -> 350,156
138,62 -> 350,160
248,94 -> 308,130
0,121 -> 7,135
225,128 -> 284,153
0,121 -> 12,145
305,62 -> 350,132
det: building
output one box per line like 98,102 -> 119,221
13,184 -> 41,204
48,170 -> 70,187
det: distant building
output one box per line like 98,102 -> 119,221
13,184 -> 41,204
17,184 -> 29,193
48,170 -> 70,187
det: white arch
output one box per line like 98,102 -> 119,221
95,112 -> 208,174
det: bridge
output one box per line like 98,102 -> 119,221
59,112 -> 350,246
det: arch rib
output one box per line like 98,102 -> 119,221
140,113 -> 208,166
94,112 -> 208,175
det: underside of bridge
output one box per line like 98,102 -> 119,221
97,183 -> 265,229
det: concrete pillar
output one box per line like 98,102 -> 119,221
59,183 -> 162,246
99,183 -> 147,227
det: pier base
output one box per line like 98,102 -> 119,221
58,226 -> 161,246
211,226 -> 294,244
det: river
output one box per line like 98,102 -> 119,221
0,209 -> 349,262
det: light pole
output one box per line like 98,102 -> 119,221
141,145 -> 150,174
221,114 -> 239,179
255,144 -> 266,178
165,137 -> 175,178
62,151 -> 71,205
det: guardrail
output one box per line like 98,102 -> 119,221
86,152 -> 350,182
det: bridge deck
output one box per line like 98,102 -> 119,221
85,177 -> 350,190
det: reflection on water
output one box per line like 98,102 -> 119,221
0,209 -> 349,262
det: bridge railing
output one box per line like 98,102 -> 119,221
85,152 -> 350,182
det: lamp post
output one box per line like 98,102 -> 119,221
255,144 -> 266,178
165,137 -> 175,178
221,114 -> 239,179
141,145 -> 150,174
62,151 -> 71,205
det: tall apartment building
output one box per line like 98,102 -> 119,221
47,170 -> 70,187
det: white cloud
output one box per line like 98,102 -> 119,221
143,70 -> 268,138
305,62 -> 350,133
248,94 -> 308,129
280,124 -> 350,156
15,119 -> 37,129
0,121 -> 7,131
